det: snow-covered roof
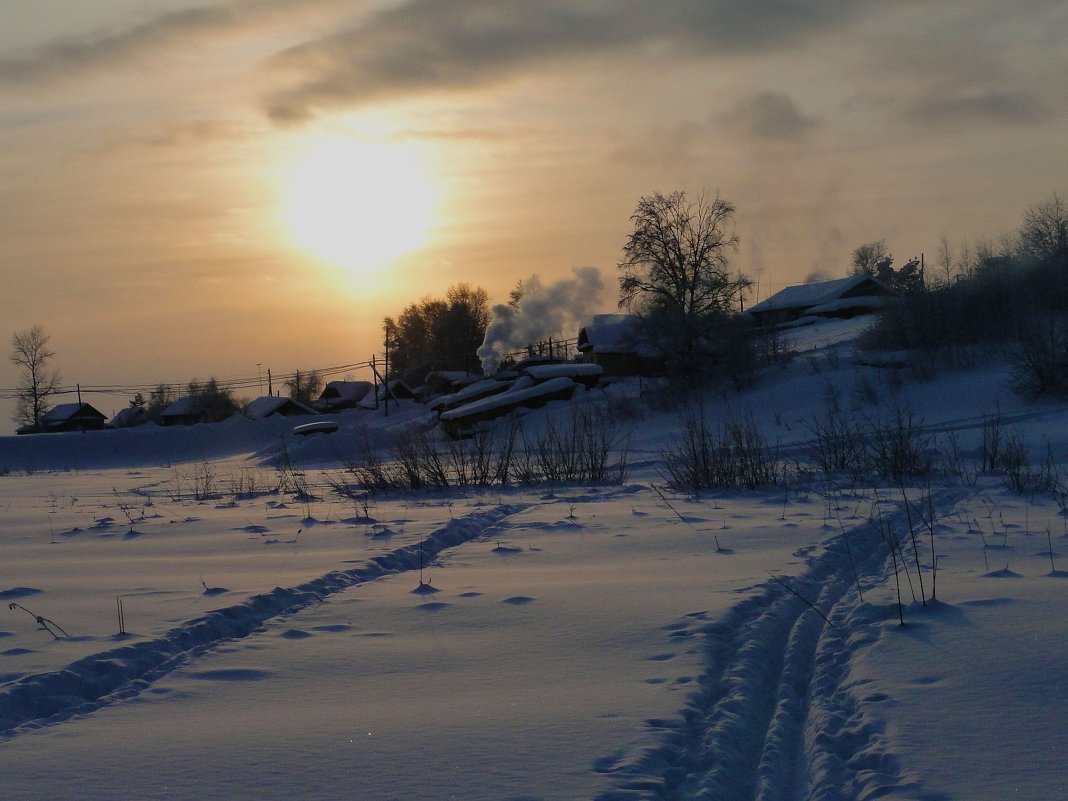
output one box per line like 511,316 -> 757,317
806,296 -> 888,316
577,314 -> 652,354
108,406 -> 145,428
522,363 -> 604,381
318,381 -> 373,403
429,378 -> 512,412
440,376 -> 574,421
244,396 -> 316,421
159,396 -> 208,417
747,274 -> 892,315
42,403 -> 105,422
358,379 -> 415,408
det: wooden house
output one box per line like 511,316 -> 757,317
576,314 -> 658,376
244,396 -> 317,421
315,381 -> 374,413
157,396 -> 212,427
746,274 -> 895,327
37,402 -> 107,433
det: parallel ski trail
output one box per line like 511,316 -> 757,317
599,494 -> 953,801
0,503 -> 528,739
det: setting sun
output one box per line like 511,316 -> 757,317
280,135 -> 439,278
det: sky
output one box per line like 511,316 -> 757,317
1,0 -> 1066,430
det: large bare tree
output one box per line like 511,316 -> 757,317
1019,193 -> 1068,265
850,239 -> 889,276
618,190 -> 750,367
10,324 -> 61,431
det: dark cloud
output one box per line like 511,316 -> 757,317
909,90 -> 1052,128
0,6 -> 242,86
262,0 -> 874,122
722,91 -> 818,140
0,0 -> 345,88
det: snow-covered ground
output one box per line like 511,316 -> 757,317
2,317 -> 1068,800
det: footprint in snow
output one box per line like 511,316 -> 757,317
983,568 -> 1022,578
648,652 -> 676,662
281,629 -> 312,640
187,668 -> 272,682
501,596 -> 536,605
0,587 -> 42,600
417,602 -> 451,612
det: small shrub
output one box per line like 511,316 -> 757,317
1011,316 -> 1068,398
662,408 -> 780,491
999,430 -> 1029,493
867,405 -> 933,482
807,401 -> 867,478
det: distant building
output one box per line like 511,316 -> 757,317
244,396 -> 317,421
576,314 -> 659,376
358,379 -> 415,409
31,402 -> 107,433
108,405 -> 147,429
746,274 -> 896,327
314,380 -> 374,412
157,396 -> 213,427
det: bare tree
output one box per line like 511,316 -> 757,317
1019,193 -> 1068,264
936,233 -> 956,287
618,190 -> 750,368
10,324 -> 61,431
851,239 -> 889,276
284,369 -> 323,405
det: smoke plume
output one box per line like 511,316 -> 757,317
477,266 -> 604,375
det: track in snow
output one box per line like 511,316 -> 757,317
596,494 -> 949,801
0,503 -> 528,739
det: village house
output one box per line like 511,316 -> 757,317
314,380 -> 374,413
244,396 -> 317,421
29,402 -> 108,434
576,314 -> 659,377
745,274 -> 896,327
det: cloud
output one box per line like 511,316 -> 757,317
722,91 -> 818,140
909,89 -> 1052,128
136,119 -> 256,148
0,6 -> 240,87
262,0 -> 877,122
0,0 -> 345,89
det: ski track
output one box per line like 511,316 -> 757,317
0,503 -> 529,739
597,491 -> 963,801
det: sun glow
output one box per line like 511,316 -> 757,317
280,135 -> 439,278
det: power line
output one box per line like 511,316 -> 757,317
0,360 -> 376,402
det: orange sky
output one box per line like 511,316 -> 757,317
1,1 -> 1067,430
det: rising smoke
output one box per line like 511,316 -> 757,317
477,266 -> 604,375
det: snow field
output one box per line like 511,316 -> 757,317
3,317 -> 1068,799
